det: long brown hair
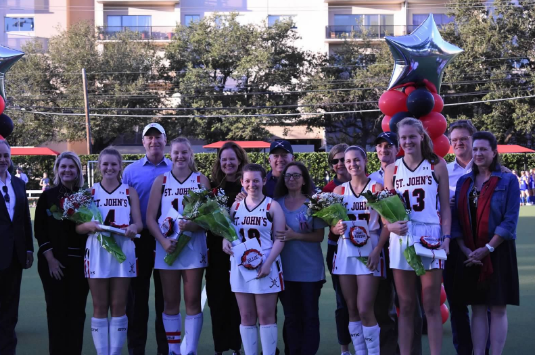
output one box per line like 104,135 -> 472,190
211,142 -> 250,187
397,117 -> 439,164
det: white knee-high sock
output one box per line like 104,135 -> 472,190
184,313 -> 203,355
109,315 -> 128,355
91,317 -> 109,355
349,321 -> 367,355
363,324 -> 381,355
259,324 -> 277,355
163,313 -> 182,355
240,324 -> 258,355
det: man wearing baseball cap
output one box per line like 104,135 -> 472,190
264,140 -> 295,197
123,122 -> 171,355
369,132 -> 399,185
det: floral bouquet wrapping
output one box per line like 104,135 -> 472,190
50,190 -> 126,263
305,192 -> 350,227
362,189 -> 425,276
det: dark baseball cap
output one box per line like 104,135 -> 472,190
374,132 -> 398,147
269,140 -> 293,154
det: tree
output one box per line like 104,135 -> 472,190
6,22 -> 163,152
162,13 -> 318,142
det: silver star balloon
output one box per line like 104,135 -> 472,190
0,45 -> 24,101
385,14 -> 463,94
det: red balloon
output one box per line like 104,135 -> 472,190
420,112 -> 447,139
396,146 -> 404,157
379,90 -> 408,116
440,284 -> 447,305
404,86 -> 416,96
382,115 -> 391,132
0,96 -> 4,115
432,93 -> 444,112
433,134 -> 450,157
441,303 -> 450,324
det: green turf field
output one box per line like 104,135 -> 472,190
14,207 -> 535,354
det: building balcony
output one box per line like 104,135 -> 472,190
96,26 -> 176,41
97,0 -> 179,4
325,25 -> 410,41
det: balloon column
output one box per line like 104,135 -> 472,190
0,45 -> 24,140
379,14 -> 463,157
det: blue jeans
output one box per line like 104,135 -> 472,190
280,280 -> 324,355
326,243 -> 351,346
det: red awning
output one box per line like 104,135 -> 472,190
203,141 -> 271,149
448,144 -> 535,154
11,147 -> 60,156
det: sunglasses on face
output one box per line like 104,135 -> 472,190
2,186 -> 9,203
330,158 -> 344,165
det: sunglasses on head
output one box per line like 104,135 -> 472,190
2,186 -> 9,203
330,158 -> 344,165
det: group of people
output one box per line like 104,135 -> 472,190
0,117 -> 520,355
513,169 -> 535,205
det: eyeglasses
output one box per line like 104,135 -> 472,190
283,173 -> 302,180
451,137 -> 470,144
2,186 -> 9,203
330,158 -> 344,165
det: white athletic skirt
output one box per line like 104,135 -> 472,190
389,222 -> 444,271
230,248 -> 284,294
154,230 -> 208,270
84,233 -> 137,278
332,232 -> 385,277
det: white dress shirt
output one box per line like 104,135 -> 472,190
1,172 -> 16,221
447,158 -> 473,200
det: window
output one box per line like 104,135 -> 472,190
332,14 -> 393,38
5,17 -> 34,32
268,15 -> 296,28
184,15 -> 200,26
107,15 -> 151,30
413,14 -> 454,27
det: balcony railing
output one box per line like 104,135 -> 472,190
97,26 -> 176,41
326,25 -> 411,39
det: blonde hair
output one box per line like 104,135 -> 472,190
98,147 -> 123,182
53,151 -> 84,187
170,137 -> 197,172
397,117 -> 439,164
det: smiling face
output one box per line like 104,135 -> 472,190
284,165 -> 304,192
220,148 -> 240,176
58,158 -> 79,185
142,129 -> 166,158
331,152 -> 347,177
450,127 -> 472,158
269,148 -> 293,175
344,149 -> 367,177
241,171 -> 265,197
472,139 -> 496,170
0,143 -> 10,175
99,154 -> 121,181
171,142 -> 192,170
376,140 -> 398,165
398,125 -> 423,155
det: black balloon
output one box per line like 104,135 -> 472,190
406,89 -> 435,118
0,113 -> 14,138
389,111 -> 412,133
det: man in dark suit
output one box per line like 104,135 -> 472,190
0,139 -> 34,355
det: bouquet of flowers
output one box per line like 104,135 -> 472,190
164,188 -> 240,265
50,190 -> 126,263
305,192 -> 349,226
362,189 -> 425,276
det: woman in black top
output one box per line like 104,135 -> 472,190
206,142 -> 250,355
34,151 -> 90,355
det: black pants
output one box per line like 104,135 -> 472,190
127,230 -> 167,355
38,256 -> 89,355
0,259 -> 23,355
326,243 -> 351,346
205,236 -> 242,353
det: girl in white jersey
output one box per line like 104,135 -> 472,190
76,147 -> 143,355
384,117 -> 451,355
331,146 -> 388,355
222,164 -> 285,355
147,137 -> 211,355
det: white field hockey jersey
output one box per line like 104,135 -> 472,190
160,171 -> 202,217
392,158 -> 440,224
232,197 -> 274,250
91,183 -> 131,228
339,180 -> 381,234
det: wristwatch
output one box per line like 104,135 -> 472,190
485,243 -> 495,253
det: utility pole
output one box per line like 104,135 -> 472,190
82,68 -> 92,154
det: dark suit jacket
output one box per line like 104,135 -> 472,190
0,176 -> 33,270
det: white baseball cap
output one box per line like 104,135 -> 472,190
142,122 -> 166,136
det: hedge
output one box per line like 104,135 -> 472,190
12,152 -> 535,190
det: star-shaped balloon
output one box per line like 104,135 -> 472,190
385,14 -> 463,94
0,45 -> 24,101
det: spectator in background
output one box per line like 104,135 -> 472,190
15,168 -> 28,185
39,172 -> 50,191
264,140 -> 294,198
519,171 -> 531,205
530,169 -> 535,204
